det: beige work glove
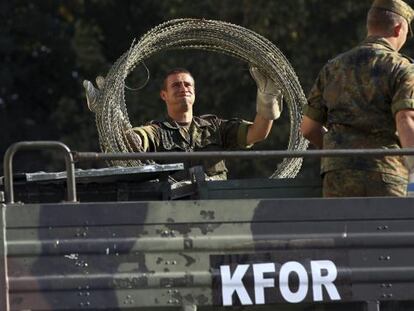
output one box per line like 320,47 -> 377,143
83,76 -> 105,113
249,66 -> 283,120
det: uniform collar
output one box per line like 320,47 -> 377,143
192,116 -> 211,128
161,115 -> 211,129
362,36 -> 397,52
161,116 -> 189,130
159,116 -> 210,130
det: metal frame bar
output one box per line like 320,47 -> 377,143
3,141 -> 77,204
365,301 -> 380,311
0,204 -> 9,311
3,141 -> 414,203
73,148 -> 414,162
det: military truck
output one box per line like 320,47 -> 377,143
1,141 -> 414,311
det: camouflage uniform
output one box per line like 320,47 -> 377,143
305,36 -> 414,197
127,115 -> 253,180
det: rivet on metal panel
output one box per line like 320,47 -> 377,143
381,293 -> 394,299
377,225 -> 389,231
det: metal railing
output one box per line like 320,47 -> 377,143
3,141 -> 414,204
3,141 -> 77,204
73,148 -> 414,161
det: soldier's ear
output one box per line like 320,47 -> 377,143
394,23 -> 403,37
160,90 -> 167,101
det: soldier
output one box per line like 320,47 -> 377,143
301,0 -> 414,197
85,67 -> 282,180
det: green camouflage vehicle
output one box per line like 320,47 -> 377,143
1,141 -> 414,311
2,17 -> 414,311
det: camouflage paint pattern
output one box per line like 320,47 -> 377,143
305,37 -> 414,193
127,115 -> 252,180
323,169 -> 408,197
4,197 -> 414,310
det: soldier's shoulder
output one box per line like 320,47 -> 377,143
399,53 -> 414,64
147,120 -> 168,128
148,119 -> 162,125
137,121 -> 162,132
327,51 -> 348,64
198,114 -> 220,121
198,114 -> 221,124
193,114 -> 223,129
326,45 -> 361,65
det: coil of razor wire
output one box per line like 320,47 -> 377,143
93,18 -> 309,178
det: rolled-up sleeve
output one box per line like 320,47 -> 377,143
392,63 -> 414,115
130,125 -> 160,152
305,70 -> 328,124
220,119 -> 253,149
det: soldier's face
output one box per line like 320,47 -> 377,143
160,73 -> 195,113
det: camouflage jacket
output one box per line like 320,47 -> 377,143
128,115 -> 252,180
305,36 -> 414,177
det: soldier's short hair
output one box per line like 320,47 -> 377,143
367,7 -> 406,35
162,68 -> 195,90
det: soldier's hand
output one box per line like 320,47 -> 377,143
83,76 -> 105,113
249,66 -> 283,120
125,129 -> 144,152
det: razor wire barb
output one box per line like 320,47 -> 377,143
92,18 -> 309,178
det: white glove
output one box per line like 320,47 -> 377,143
249,66 -> 283,120
83,76 -> 105,113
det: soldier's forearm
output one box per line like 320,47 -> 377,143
300,116 -> 325,149
246,115 -> 273,145
396,109 -> 414,148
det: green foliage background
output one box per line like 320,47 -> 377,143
1,0 -> 413,179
